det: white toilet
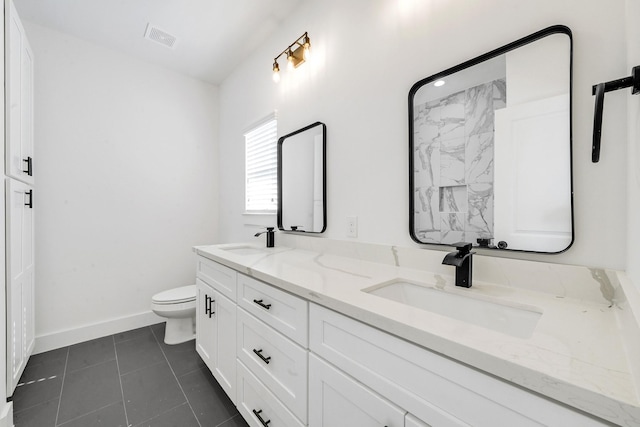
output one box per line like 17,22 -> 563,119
151,285 -> 197,345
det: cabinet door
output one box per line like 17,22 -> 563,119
195,278 -> 237,404
196,278 -> 216,368
6,179 -> 34,395
212,290 -> 236,404
308,354 -> 405,427
5,0 -> 34,185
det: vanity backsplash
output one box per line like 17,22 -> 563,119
277,233 -> 625,306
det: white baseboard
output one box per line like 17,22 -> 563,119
34,311 -> 164,354
0,402 -> 12,427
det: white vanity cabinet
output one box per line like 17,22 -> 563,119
195,255 -> 309,426
195,259 -> 237,403
194,251 -> 613,427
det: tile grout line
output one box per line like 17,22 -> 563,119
216,414 -> 241,427
56,401 -> 122,427
129,402 -> 190,427
151,325 -> 203,427
118,359 -> 166,377
113,335 -> 131,427
53,346 -> 70,427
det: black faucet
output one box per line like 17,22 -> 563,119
254,227 -> 275,248
442,242 -> 475,288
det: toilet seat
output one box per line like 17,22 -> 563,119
152,285 -> 196,305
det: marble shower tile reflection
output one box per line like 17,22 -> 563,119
440,138 -> 465,185
414,102 -> 441,145
465,82 -> 494,136
415,186 -> 440,231
439,91 -> 465,141
414,143 -> 440,187
441,213 -> 466,244
468,183 -> 494,236
439,185 -> 467,213
493,78 -> 507,110
466,132 -> 494,184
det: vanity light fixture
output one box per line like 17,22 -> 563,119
272,32 -> 311,83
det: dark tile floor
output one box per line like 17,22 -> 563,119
12,323 -> 249,427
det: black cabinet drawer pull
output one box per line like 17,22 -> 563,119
252,409 -> 271,426
252,348 -> 271,364
253,299 -> 271,310
22,157 -> 32,176
25,190 -> 33,209
204,295 -> 215,318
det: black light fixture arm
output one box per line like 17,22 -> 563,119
273,32 -> 309,64
592,65 -> 640,163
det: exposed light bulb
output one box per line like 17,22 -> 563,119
272,61 -> 280,83
287,50 -> 295,71
303,36 -> 311,60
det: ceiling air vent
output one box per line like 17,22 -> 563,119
144,24 -> 177,49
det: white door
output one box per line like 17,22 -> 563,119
308,354 -> 405,427
195,278 -> 216,369
5,0 -> 34,185
6,179 -> 34,395
212,290 -> 236,404
493,94 -> 572,252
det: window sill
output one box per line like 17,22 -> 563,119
243,211 -> 276,216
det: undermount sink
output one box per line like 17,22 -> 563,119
219,245 -> 265,256
363,280 -> 542,339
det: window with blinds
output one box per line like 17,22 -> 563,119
245,118 -> 278,212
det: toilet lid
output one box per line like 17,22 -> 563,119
152,285 -> 196,304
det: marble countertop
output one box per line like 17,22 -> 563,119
194,241 -> 640,426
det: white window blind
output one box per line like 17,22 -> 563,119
245,118 -> 278,212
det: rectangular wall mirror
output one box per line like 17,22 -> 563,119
409,25 -> 573,253
278,121 -> 326,233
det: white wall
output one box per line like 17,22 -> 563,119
25,22 -> 219,350
219,0 -> 629,270
627,0 -> 640,288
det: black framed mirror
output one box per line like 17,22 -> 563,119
409,25 -> 573,253
277,121 -> 327,233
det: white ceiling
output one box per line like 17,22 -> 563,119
14,0 -> 304,85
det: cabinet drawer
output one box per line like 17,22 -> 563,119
237,361 -> 305,427
196,256 -> 237,301
237,274 -> 308,346
237,308 -> 308,422
310,304 -> 607,427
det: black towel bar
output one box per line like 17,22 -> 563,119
591,65 -> 640,163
